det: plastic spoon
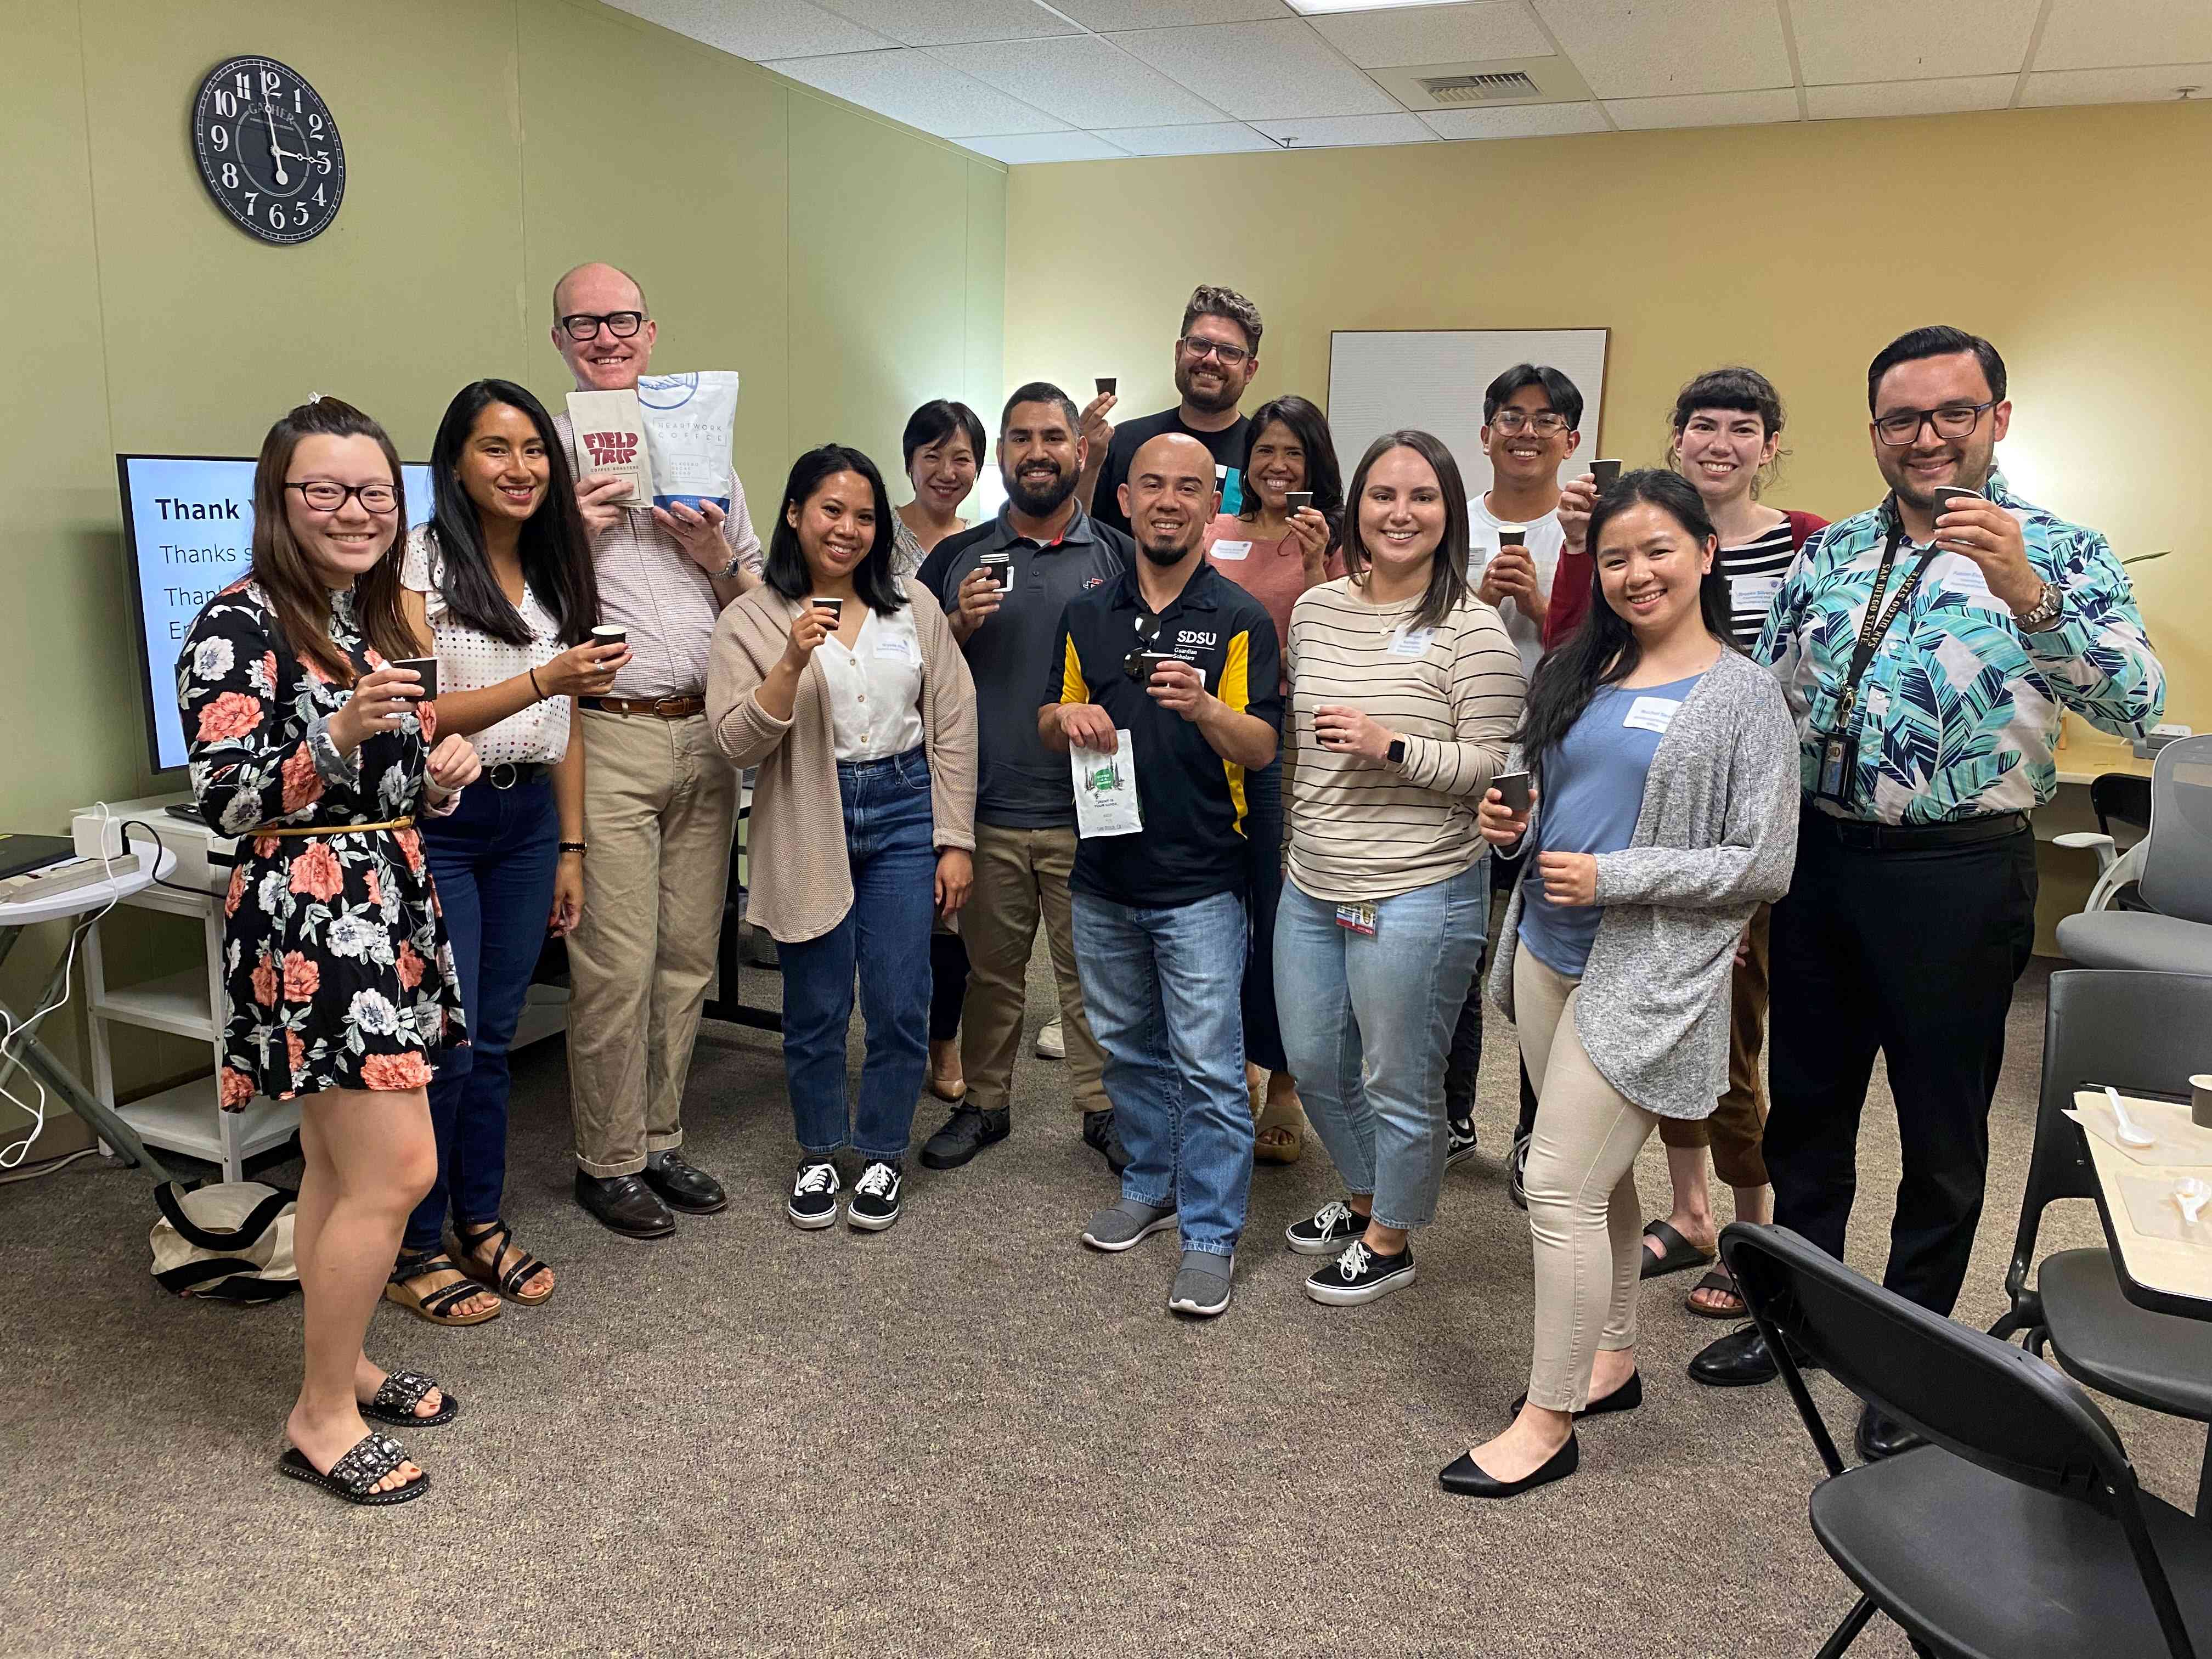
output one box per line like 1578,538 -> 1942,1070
2106,1086 -> 2157,1149
2176,1179 -> 2210,1228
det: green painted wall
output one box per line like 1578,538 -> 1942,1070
0,0 -> 1005,1154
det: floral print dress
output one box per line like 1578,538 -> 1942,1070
177,577 -> 466,1105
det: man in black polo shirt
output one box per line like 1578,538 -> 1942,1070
914,382 -> 1133,1175
1077,283 -> 1261,539
1042,432 -> 1282,1319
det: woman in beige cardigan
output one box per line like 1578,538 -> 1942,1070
707,445 -> 978,1233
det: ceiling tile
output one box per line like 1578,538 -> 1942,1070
1789,0 -> 2039,84
764,49 -> 1068,136
1110,19 -> 1403,120
932,35 -> 1232,128
1420,100 -> 1611,138
1092,121 -> 1284,155
1602,87 -> 1803,129
2035,0 -> 2212,72
961,131 -> 1131,163
2019,62 -> 2212,105
1804,75 -> 2018,120
1306,2 -> 1553,70
1533,0 -> 1792,98
606,0 -> 896,61
1052,0 -> 1290,27
1251,112 -> 1440,147
816,0 -> 1077,48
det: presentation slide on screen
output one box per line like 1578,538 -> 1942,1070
121,455 -> 433,772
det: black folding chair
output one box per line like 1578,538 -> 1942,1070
1990,968 -> 2212,1514
1723,1222 -> 2210,1658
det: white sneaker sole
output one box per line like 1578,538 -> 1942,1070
846,1205 -> 900,1232
1285,1228 -> 1361,1257
1169,1282 -> 1233,1316
1444,1141 -> 1479,1168
787,1202 -> 840,1230
1306,1262 -> 1417,1306
1081,1211 -> 1179,1252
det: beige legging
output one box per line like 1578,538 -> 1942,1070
1514,948 -> 1663,1413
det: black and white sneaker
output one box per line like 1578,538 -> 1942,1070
1507,1131 -> 1532,1212
847,1160 -> 903,1232
787,1159 -> 841,1229
1305,1238 -> 1417,1306
1445,1113 -> 1479,1167
1285,1198 -> 1366,1256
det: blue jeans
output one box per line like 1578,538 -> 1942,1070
778,748 -> 938,1160
406,770 -> 560,1251
1273,860 -> 1488,1231
1070,888 -> 1253,1256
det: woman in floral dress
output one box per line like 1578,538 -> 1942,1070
177,397 -> 481,1506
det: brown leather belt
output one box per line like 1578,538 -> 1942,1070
582,695 -> 705,719
251,816 -> 415,838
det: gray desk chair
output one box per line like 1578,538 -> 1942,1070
2057,735 -> 2212,973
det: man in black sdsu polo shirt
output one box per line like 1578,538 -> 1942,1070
1041,432 -> 1282,1319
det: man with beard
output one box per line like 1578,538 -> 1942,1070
1043,432 -> 1282,1318
913,385 -> 1135,1173
1079,284 -> 1262,540
1689,325 -> 2163,1463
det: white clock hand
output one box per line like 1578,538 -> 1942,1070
263,102 -> 289,186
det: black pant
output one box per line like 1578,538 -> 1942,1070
1763,806 -> 2038,1316
928,932 -> 967,1043
1242,755 -> 1289,1075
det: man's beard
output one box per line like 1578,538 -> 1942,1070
1139,534 -> 1193,566
1174,362 -> 1241,415
1005,462 -> 1075,517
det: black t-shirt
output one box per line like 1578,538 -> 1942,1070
1044,561 -> 1282,910
1090,407 -> 1250,539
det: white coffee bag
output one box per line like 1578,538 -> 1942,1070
637,371 -> 741,513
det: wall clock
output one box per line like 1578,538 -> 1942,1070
190,56 -> 345,246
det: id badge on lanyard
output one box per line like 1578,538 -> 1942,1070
1813,521 -> 1931,810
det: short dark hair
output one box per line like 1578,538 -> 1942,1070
901,399 -> 985,473
1866,325 -> 2007,414
1238,395 -> 1344,547
1181,284 -> 1262,355
1339,430 -> 1471,635
1000,381 -> 1079,433
1670,365 -> 1784,437
764,444 -> 903,617
1483,363 -> 1584,431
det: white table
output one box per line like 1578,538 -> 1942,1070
2075,1088 -> 2212,1322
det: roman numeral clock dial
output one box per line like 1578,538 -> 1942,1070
191,55 -> 345,246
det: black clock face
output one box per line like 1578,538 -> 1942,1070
191,56 -> 345,246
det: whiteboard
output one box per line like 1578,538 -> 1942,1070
1326,329 -> 1609,501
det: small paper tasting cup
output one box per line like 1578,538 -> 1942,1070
591,625 -> 627,648
2192,1073 -> 2212,1130
1096,377 -> 1116,396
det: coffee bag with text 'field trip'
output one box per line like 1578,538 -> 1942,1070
565,388 -> 654,506
636,371 -> 740,514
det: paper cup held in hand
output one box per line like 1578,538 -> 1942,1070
811,596 -> 843,623
1096,377 -> 1116,396
591,625 -> 628,648
1590,459 -> 1623,491
1496,523 -> 1527,550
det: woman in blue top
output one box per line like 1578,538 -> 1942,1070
1441,470 -> 1799,1500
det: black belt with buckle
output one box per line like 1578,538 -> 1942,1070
486,760 -> 550,790
1809,806 -> 2030,852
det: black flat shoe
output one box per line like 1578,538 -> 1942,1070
1512,1370 -> 1641,1420
1439,1434 -> 1578,1499
1687,1323 -> 1821,1388
1854,1403 -> 1927,1463
920,1104 -> 1009,1171
574,1171 -> 676,1239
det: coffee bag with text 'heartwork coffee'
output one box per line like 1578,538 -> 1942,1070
565,388 -> 655,506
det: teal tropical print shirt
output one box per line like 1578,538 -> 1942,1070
1754,471 -> 2163,825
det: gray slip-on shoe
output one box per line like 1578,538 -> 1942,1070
1081,1198 -> 1178,1252
1168,1250 -> 1234,1317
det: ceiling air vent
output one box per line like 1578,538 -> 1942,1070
1419,71 -> 1542,104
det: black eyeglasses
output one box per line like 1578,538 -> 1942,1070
558,311 -> 647,342
1872,401 -> 1996,446
1177,335 -> 1250,367
286,479 -> 397,513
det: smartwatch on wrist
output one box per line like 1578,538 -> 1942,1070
1385,738 -> 1407,768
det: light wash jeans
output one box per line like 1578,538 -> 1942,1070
1070,888 -> 1253,1256
1273,859 -> 1488,1230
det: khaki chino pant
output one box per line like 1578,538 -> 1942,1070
567,709 -> 738,1177
958,823 -> 1108,1119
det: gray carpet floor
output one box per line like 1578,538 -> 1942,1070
1,951 -> 2200,1658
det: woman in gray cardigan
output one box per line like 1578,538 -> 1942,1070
1441,471 -> 1798,1500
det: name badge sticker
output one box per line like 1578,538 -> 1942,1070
1730,574 -> 1784,608
1211,540 -> 1252,562
1622,695 -> 1681,735
1389,626 -> 1436,658
874,633 -> 913,661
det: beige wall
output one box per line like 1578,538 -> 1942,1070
0,0 -> 1003,1150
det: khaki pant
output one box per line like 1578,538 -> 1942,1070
1656,901 -> 1771,1188
1515,949 -> 1659,1414
567,709 -> 738,1177
958,823 -> 1108,1119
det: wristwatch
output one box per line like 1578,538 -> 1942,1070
713,548 -> 750,581
559,840 -> 588,858
1386,738 -> 1407,767
2013,581 -> 2063,633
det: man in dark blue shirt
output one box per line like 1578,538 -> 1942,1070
1041,432 -> 1282,1318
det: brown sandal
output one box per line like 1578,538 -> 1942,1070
1685,1264 -> 1747,1320
383,1252 -> 502,1326
452,1217 -> 554,1306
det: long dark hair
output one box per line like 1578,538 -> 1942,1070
1238,394 -> 1344,550
249,397 -> 416,685
1517,469 -> 1733,764
426,380 -> 597,647
1339,430 -> 1470,634
765,445 -> 902,617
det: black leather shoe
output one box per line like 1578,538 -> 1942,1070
574,1171 -> 675,1239
1513,1370 -> 1641,1420
920,1104 -> 1010,1171
1687,1323 -> 1823,1388
1439,1434 -> 1578,1499
1082,1109 -> 1131,1176
1854,1404 -> 1927,1463
642,1153 -> 727,1215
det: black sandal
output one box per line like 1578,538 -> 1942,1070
383,1252 -> 502,1326
1638,1218 -> 1714,1280
452,1217 -> 554,1306
278,1432 -> 429,1506
1685,1264 -> 1748,1320
361,1368 -> 459,1428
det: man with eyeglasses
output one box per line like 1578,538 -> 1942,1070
548,260 -> 764,1240
1689,325 -> 2164,1463
1078,284 -> 1262,541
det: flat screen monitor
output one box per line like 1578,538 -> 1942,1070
116,454 -> 433,774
